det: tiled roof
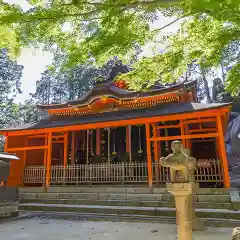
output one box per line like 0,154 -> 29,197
0,102 -> 231,132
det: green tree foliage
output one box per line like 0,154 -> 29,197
33,65 -> 100,104
0,48 -> 23,128
18,97 -> 39,123
0,0 -> 238,150
0,0 -> 239,93
31,53 -> 138,105
0,48 -> 24,149
0,0 -> 159,64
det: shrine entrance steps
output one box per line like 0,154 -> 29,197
18,185 -> 240,227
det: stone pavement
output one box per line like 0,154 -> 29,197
0,218 -> 233,240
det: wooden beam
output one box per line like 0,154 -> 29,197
156,124 -> 180,129
5,108 -> 228,137
52,140 -> 64,144
52,135 -> 64,139
182,118 -> 216,125
216,115 -> 230,188
71,131 -> 76,165
7,145 -> 47,152
188,128 -> 217,133
27,134 -> 46,139
145,123 -> 153,189
46,132 -> 52,186
149,133 -> 219,142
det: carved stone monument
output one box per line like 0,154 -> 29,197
160,141 -> 204,240
225,112 -> 240,189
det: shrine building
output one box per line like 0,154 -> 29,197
0,79 -> 231,189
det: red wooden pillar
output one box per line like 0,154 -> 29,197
152,124 -> 160,161
145,123 -> 153,189
46,132 -> 52,187
71,131 -> 76,165
126,125 -> 132,161
216,114 -> 230,188
1,134 -> 8,186
22,137 -> 28,186
180,120 -> 186,148
44,134 -> 48,166
64,132 -> 69,166
4,134 -> 8,152
152,123 -> 160,183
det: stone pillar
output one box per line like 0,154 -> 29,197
167,182 -> 199,240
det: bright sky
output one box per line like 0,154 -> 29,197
6,0 -> 182,103
15,48 -> 53,103
5,0 -> 53,103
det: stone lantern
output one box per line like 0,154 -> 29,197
159,140 -> 204,240
0,152 -> 19,185
0,152 -> 19,219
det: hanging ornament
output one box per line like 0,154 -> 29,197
138,125 -> 143,154
90,130 -> 93,155
112,128 -> 116,155
165,128 -> 169,152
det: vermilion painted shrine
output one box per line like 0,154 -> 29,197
0,79 -> 231,188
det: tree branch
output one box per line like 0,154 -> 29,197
1,0 -> 180,24
152,16 -> 186,32
59,0 -> 179,9
0,9 -> 104,24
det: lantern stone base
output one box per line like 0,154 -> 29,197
166,182 -> 200,240
232,227 -> 240,240
192,216 -> 204,231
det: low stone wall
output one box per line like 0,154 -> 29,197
0,187 -> 19,219
0,202 -> 18,219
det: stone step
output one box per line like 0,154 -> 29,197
19,203 -> 240,220
20,198 -> 238,210
18,211 -> 240,228
19,192 -> 231,203
19,186 -> 230,195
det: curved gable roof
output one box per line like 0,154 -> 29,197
38,80 -> 197,110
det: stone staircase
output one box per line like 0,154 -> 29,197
18,186 -> 240,227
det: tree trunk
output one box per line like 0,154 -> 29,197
220,58 -> 226,82
200,67 -> 212,103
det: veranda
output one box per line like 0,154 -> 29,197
4,107 -> 230,189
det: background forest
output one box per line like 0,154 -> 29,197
1,41 -> 238,131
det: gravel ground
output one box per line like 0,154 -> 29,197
0,218 -> 233,240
